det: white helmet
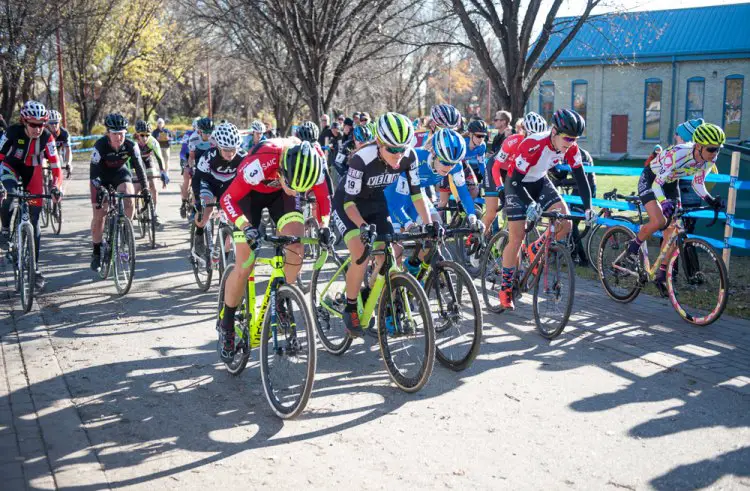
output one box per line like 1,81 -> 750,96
48,110 -> 62,124
250,120 -> 266,134
523,111 -> 548,135
20,100 -> 49,122
192,117 -> 200,130
212,122 -> 241,149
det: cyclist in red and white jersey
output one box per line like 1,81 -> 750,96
499,108 -> 595,310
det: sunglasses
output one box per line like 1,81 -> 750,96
136,133 -> 150,138
704,146 -> 721,153
558,133 -> 579,143
385,146 -> 406,155
26,122 -> 45,129
472,133 -> 486,138
360,118 -> 369,123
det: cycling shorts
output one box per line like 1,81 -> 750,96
89,166 -> 132,204
637,166 -> 679,205
332,201 -> 394,245
483,158 -> 501,197
197,174 -> 231,205
504,175 -> 561,222
237,190 -> 303,231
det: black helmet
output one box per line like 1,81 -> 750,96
551,108 -> 585,137
197,117 -> 214,133
135,120 -> 152,134
467,119 -> 488,135
104,113 -> 128,132
296,121 -> 320,142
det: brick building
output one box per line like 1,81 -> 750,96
528,4 -> 750,159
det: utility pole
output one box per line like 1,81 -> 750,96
56,28 -> 67,128
206,56 -> 212,118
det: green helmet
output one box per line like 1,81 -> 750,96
376,112 -> 414,147
282,141 -> 323,192
692,123 -> 726,146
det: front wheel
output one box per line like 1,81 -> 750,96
377,272 -> 435,393
598,225 -> 642,303
532,243 -> 574,340
425,260 -> 482,371
260,283 -> 316,419
113,217 -> 136,296
217,264 -> 251,375
18,222 -> 36,313
586,217 -> 633,275
51,201 -> 62,235
99,217 -> 113,280
146,198 -> 157,249
666,238 -> 729,326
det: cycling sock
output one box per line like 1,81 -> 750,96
627,237 -> 643,255
345,298 -> 358,312
501,266 -> 515,290
93,243 -> 101,254
195,225 -> 204,236
220,304 -> 237,333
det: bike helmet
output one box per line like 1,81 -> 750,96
104,113 -> 128,132
20,100 -> 49,122
250,120 -> 266,134
353,124 -> 373,143
135,120 -> 152,133
523,111 -> 548,135
192,117 -> 200,130
433,128 -> 466,164
48,110 -> 62,124
296,121 -> 319,142
376,112 -> 414,147
197,117 -> 214,133
467,119 -> 488,135
551,108 -> 585,137
366,121 -> 377,137
282,141 -> 324,192
430,104 -> 461,129
692,123 -> 726,146
212,122 -> 241,149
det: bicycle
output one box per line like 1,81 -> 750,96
597,205 -> 728,326
95,185 -> 140,296
135,192 -> 157,249
405,225 -> 483,371
189,202 -> 236,292
480,211 -> 580,339
310,225 -> 436,393
40,166 -> 63,235
216,232 -> 318,419
5,189 -> 52,313
438,200 -> 484,276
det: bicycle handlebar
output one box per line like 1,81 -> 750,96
357,224 -> 377,265
6,192 -> 53,200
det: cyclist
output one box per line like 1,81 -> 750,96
217,139 -> 329,361
332,112 -> 435,338
464,119 -> 487,183
241,120 -> 266,152
133,120 -> 169,226
46,110 -> 72,181
180,117 -> 214,218
499,108 -> 594,310
0,100 -> 63,287
89,113 -> 149,271
625,123 -> 725,288
296,121 -> 334,202
352,125 -> 374,150
180,118 -> 199,171
483,111 -> 547,234
191,122 -> 246,257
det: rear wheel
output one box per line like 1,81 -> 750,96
310,254 -> 351,355
480,230 -> 508,313
190,222 -> 213,291
297,217 -> 319,294
532,243 -> 574,339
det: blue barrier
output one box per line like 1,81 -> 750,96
555,164 -> 738,186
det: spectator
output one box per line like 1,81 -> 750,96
336,114 -> 345,126
319,114 -> 333,147
327,121 -> 345,183
352,112 -> 361,126
359,112 -> 370,126
514,118 -> 524,134
151,118 -> 174,171
490,110 -> 513,154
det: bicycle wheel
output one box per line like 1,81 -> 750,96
480,230 -> 509,313
40,198 -> 50,228
136,198 -> 147,238
217,264 -> 251,375
113,217 -> 136,296
190,222 -> 212,291
99,218 -> 113,280
297,217 -> 319,294
666,238 -> 729,326
51,201 -> 62,235
310,254 -> 351,355
19,222 -> 36,313
260,283 -> 316,419
377,272 -> 435,393
146,198 -> 156,249
425,260 -> 482,371
586,217 -> 633,275
532,243 -> 574,339
598,225 -> 642,303
217,225 -> 235,280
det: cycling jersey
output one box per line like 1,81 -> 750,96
220,139 -> 330,229
193,147 -> 246,205
463,137 -> 486,179
493,133 -> 524,174
180,130 -> 193,162
135,135 -> 165,176
50,127 -> 71,154
647,142 -> 715,202
90,136 -> 147,189
188,132 -> 213,164
241,134 -> 266,153
0,124 -> 61,202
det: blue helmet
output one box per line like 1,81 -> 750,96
353,124 -> 373,143
433,128 -> 466,164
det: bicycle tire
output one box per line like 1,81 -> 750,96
99,217 -> 113,280
217,224 -> 235,280
297,217 -> 319,294
666,238 -> 729,326
40,199 -> 50,229
136,198 -> 147,239
260,283 -> 316,419
377,272 -> 435,393
217,264 -> 251,376
532,243 -> 574,339
586,217 -> 633,275
480,230 -> 509,313
113,217 -> 136,296
19,222 -> 36,313
51,201 -> 62,235
425,260 -> 482,371
310,254 -> 352,355
190,222 -> 212,292
597,225 -> 642,303
147,198 -> 156,249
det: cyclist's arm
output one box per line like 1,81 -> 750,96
571,165 -> 592,210
650,151 -> 677,202
44,136 -> 63,188
129,144 -> 148,189
90,148 -> 102,182
342,156 -> 368,227
691,168 -> 710,200
310,179 -> 331,226
405,155 -> 431,225
148,136 -> 165,172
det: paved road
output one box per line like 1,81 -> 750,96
1,165 -> 749,490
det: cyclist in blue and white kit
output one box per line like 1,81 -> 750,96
463,119 -> 487,185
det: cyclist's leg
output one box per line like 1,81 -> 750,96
333,206 -> 368,300
481,159 -> 500,233
464,164 -> 479,199
0,165 -> 19,234
538,176 -> 569,241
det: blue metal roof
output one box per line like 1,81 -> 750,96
536,4 -> 750,66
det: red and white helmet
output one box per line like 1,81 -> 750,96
20,100 -> 49,122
